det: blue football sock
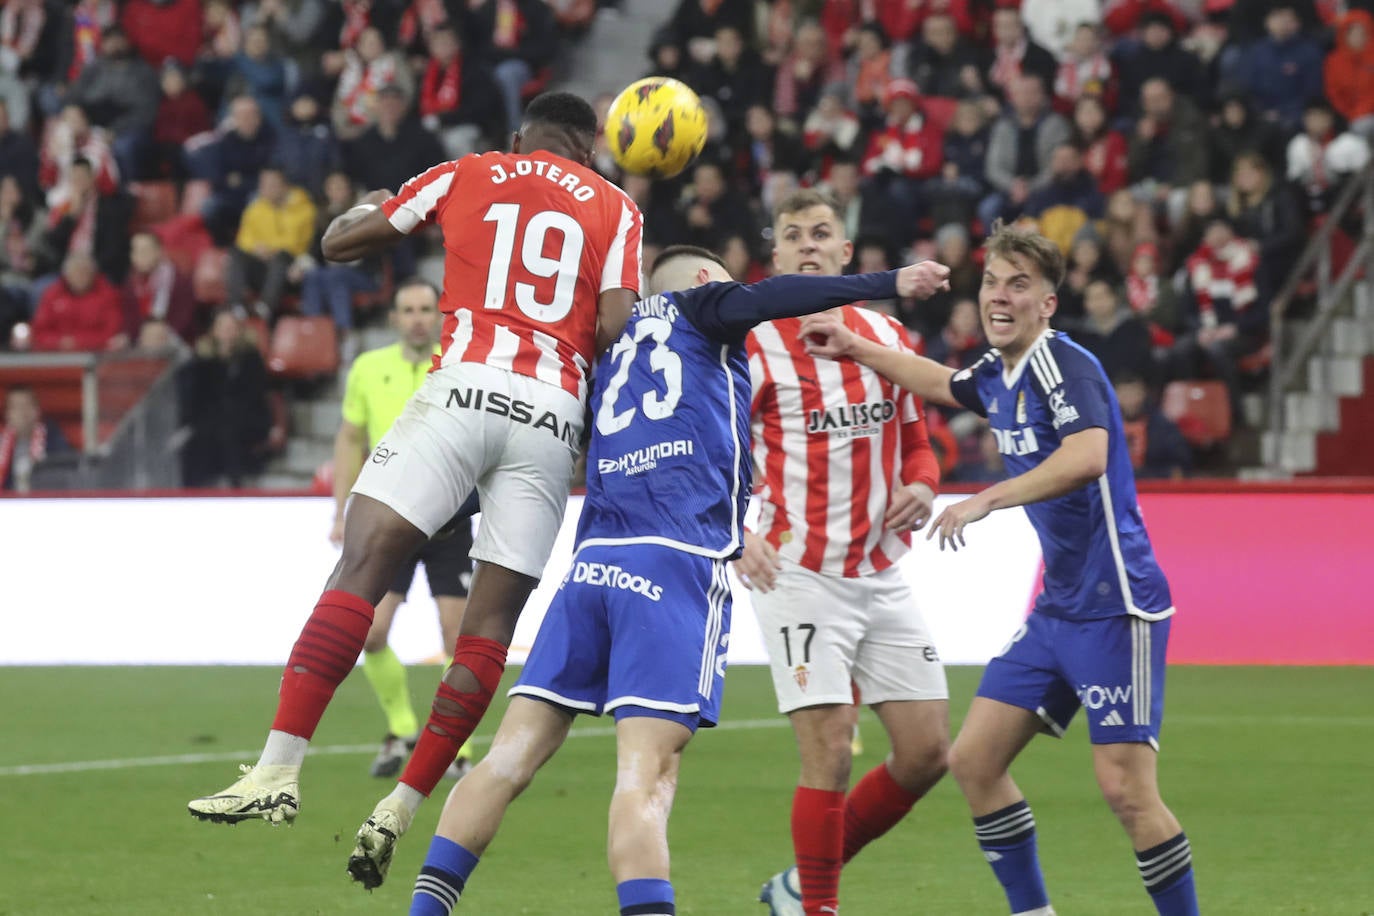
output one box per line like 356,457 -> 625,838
973,800 -> 1051,914
616,877 -> 675,916
410,836 -> 481,916
1137,833 -> 1199,916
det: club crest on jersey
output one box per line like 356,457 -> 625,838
1049,389 -> 1080,429
1016,391 -> 1027,424
793,665 -> 809,691
806,399 -> 896,437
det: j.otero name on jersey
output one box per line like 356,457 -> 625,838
487,159 -> 595,201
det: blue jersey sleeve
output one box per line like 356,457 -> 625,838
1030,341 -> 1112,435
948,352 -> 995,417
672,271 -> 901,343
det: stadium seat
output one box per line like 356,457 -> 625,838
267,315 -> 339,378
129,181 -> 179,232
1161,380 -> 1232,447
192,247 -> 230,305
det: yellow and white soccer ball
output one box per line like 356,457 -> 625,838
605,77 -> 708,179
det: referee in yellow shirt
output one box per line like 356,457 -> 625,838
331,277 -> 476,778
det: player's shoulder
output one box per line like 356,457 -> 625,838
846,305 -> 912,349
951,347 -> 1001,385
1026,332 -> 1107,397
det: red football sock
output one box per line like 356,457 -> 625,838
842,762 -> 921,863
271,590 -> 374,739
399,635 -> 508,796
792,786 -> 845,915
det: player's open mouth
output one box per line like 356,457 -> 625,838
798,262 -> 822,272
987,313 -> 1014,327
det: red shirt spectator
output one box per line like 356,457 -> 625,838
1325,11 -> 1374,125
861,79 -> 944,180
1102,0 -> 1189,37
121,0 -> 203,70
154,63 -> 211,149
38,104 -> 119,207
1072,95 -> 1129,194
122,231 -> 195,343
30,254 -> 124,351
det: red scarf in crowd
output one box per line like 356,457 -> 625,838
399,0 -> 449,48
0,421 -> 46,489
340,0 -> 372,49
422,58 -> 463,115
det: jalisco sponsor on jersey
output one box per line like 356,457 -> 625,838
806,398 -> 897,435
487,158 -> 596,201
633,295 -> 680,323
570,560 -> 663,601
598,439 -> 695,476
445,387 -> 579,446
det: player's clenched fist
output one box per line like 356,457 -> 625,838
800,312 -> 860,360
895,260 -> 951,299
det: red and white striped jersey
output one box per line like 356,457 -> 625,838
382,149 -> 643,402
747,306 -> 937,578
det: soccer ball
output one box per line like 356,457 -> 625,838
605,77 -> 708,179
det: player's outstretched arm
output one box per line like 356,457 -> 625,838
926,428 -> 1108,550
800,312 -> 962,408
321,190 -> 405,263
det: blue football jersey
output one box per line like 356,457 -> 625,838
577,286 -> 753,558
949,330 -> 1174,621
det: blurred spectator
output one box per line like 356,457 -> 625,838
773,21 -> 844,124
323,0 -> 403,53
802,83 -> 863,173
198,95 -> 277,244
1101,0 -> 1190,38
1072,94 -> 1128,194
690,24 -> 773,135
121,231 -> 195,346
226,23 -> 294,127
300,170 -> 377,354
739,104 -> 807,199
1226,0 -> 1322,46
1024,141 -> 1106,252
1,385 -> 73,492
1115,372 -> 1191,479
273,93 -> 341,199
1325,10 -> 1374,135
1114,11 -> 1207,119
1171,179 -> 1224,271
676,158 -> 754,250
985,6 -> 1057,99
645,27 -> 690,83
245,0 -> 328,66
418,21 -> 501,159
906,12 -> 985,99
0,97 -> 39,202
0,173 -> 40,294
467,0 -> 556,138
1227,150 -> 1303,300
344,85 -> 444,195
39,103 -> 118,210
200,0 -> 243,69
0,0 -> 59,80
1127,78 -> 1210,214
1124,240 -> 1182,345
1174,215 -> 1266,419
178,306 -> 273,487
29,251 -> 124,351
1287,97 -> 1371,217
68,26 -> 160,183
1059,228 -> 1120,323
720,231 -> 766,282
228,165 -> 315,316
332,26 -> 413,140
926,98 -> 988,228
1074,277 -> 1156,382
152,61 -> 211,179
395,0 -> 456,55
916,222 -> 981,337
41,157 -> 132,283
847,21 -> 895,121
1100,186 -> 1153,275
924,297 -> 985,369
980,74 -> 1072,228
1054,23 -> 1115,111
121,0 -> 202,70
1023,0 -> 1103,62
861,78 -> 943,231
667,0 -> 755,60
823,157 -> 898,244
1208,88 -> 1286,185
1235,3 -> 1324,130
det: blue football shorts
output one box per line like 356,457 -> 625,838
976,611 -> 1172,748
510,543 -> 732,732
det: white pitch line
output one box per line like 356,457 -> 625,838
0,717 -> 793,777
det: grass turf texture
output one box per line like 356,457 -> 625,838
1,665 -> 1370,915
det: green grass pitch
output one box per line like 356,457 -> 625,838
1,665 -> 1370,915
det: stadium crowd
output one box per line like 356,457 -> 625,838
0,0 -> 1370,489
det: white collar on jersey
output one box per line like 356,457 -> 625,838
1000,328 -> 1055,389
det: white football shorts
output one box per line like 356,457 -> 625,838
751,559 -> 949,714
351,361 -> 582,580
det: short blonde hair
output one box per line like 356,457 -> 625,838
983,219 -> 1066,290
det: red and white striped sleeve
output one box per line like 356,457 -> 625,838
382,159 -> 462,234
599,191 -> 644,294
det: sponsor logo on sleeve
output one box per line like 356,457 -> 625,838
1049,389 -> 1081,430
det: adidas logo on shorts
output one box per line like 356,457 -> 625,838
1099,709 -> 1125,727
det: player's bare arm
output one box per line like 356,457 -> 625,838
330,419 -> 367,545
321,190 -> 404,262
928,427 -> 1108,551
595,288 -> 636,353
885,481 -> 936,532
801,311 -> 961,408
